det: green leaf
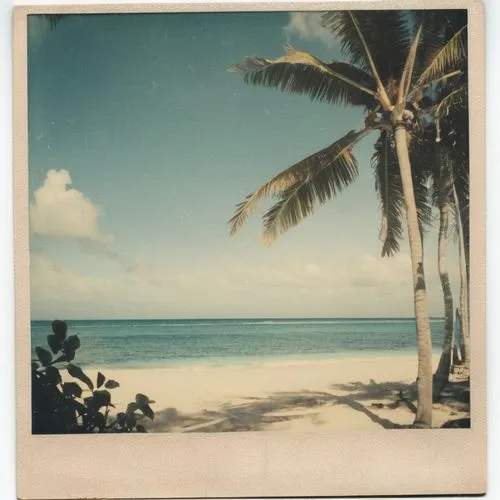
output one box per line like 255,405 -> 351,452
104,379 -> 119,389
66,335 -> 81,351
125,413 -> 136,429
116,412 -> 126,426
141,404 -> 154,421
126,402 -> 138,414
97,372 -> 106,389
62,336 -> 80,362
44,366 -> 61,385
135,394 -> 150,407
52,320 -> 67,342
47,334 -> 61,354
51,354 -> 67,364
67,363 -> 94,391
63,382 -> 83,398
84,396 -> 95,409
92,411 -> 105,431
93,390 -> 111,408
71,399 -> 86,415
36,347 -> 52,367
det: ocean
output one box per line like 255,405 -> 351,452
30,318 -> 446,369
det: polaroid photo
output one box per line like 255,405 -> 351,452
13,1 -> 486,498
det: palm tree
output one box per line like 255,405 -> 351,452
398,10 -> 469,398
377,80 -> 468,401
428,11 -> 470,380
228,11 -> 466,428
440,96 -> 470,371
431,145 -> 456,399
430,94 -> 469,385
444,94 -> 470,372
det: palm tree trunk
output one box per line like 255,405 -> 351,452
450,313 -> 456,369
433,199 -> 454,401
453,184 -> 470,371
393,123 -> 433,428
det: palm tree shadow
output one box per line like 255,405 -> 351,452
330,379 -> 418,404
334,395 -> 403,429
146,380 -> 420,433
146,391 -> 335,433
436,379 -> 470,412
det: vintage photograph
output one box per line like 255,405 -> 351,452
28,9 -> 472,435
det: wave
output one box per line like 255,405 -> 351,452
32,318 -> 444,332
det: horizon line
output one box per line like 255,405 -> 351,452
31,316 -> 445,322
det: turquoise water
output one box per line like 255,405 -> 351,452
31,318 -> 445,369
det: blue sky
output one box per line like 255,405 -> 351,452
27,12 -> 460,319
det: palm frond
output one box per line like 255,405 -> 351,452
344,12 -> 392,109
408,131 -> 435,235
433,84 -> 468,120
229,129 -> 370,236
446,160 -> 468,246
416,26 -> 467,88
451,156 -> 469,263
433,76 -> 469,253
426,70 -> 464,90
255,129 -> 371,244
372,132 -> 405,257
321,10 -> 411,86
398,24 -> 422,104
411,11 -> 457,76
228,46 -> 376,107
427,88 -> 469,272
447,194 -> 466,252
372,130 -> 434,257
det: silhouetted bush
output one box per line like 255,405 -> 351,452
32,320 -> 155,434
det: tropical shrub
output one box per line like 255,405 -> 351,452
32,320 -> 155,434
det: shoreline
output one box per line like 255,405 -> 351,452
77,349 -> 444,372
62,354 -> 469,431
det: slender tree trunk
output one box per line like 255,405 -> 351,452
433,199 -> 454,401
450,314 -> 456,369
454,317 -> 462,364
393,123 -> 433,428
453,184 -> 470,371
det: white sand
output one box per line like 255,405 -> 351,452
64,355 -> 469,431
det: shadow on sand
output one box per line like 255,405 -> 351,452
144,378 -> 470,433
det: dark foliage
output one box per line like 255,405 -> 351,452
371,128 -> 434,257
32,320 -> 155,434
321,10 -> 411,84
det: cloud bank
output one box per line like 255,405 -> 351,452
30,251 -> 454,320
30,169 -> 113,245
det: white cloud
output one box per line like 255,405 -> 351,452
30,169 -> 113,245
283,12 -> 336,48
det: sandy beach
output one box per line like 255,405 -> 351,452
67,355 -> 469,432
